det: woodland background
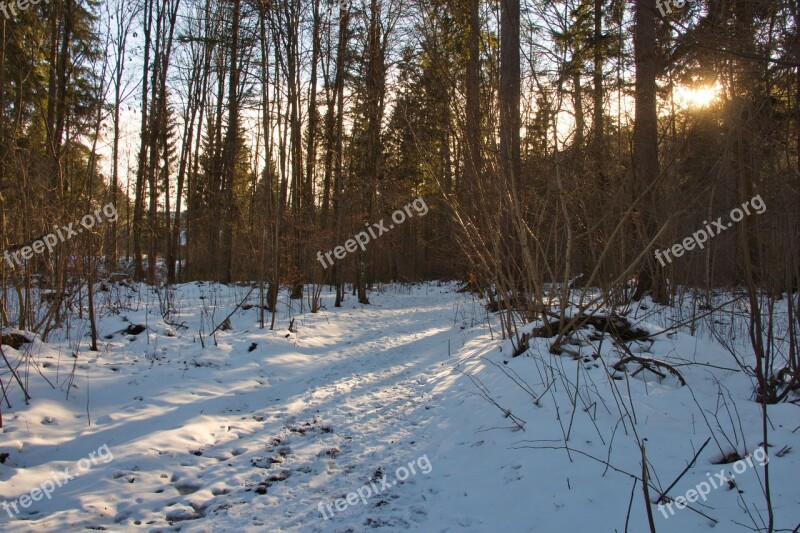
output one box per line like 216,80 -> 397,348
0,0 -> 798,348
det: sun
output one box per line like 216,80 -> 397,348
673,83 -> 720,109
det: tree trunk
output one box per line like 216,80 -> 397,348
464,0 -> 482,206
110,1 -> 130,273
305,0 -> 321,221
219,0 -> 241,283
499,0 -> 522,290
592,0 -> 605,167
133,0 -> 152,281
573,71 -> 585,148
52,0 -> 73,194
631,0 -> 666,303
333,4 -> 349,308
500,0 -> 521,190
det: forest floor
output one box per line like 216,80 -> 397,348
0,282 -> 798,532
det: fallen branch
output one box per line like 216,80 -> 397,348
515,313 -> 650,359
530,314 -> 650,342
615,355 -> 687,386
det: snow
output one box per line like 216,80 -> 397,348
0,282 -> 798,531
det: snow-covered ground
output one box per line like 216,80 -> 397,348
0,282 -> 798,532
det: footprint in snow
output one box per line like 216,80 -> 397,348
165,505 -> 200,523
211,486 -> 229,496
113,470 -> 137,484
409,505 -> 428,521
173,480 -> 202,495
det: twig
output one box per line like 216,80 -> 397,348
641,443 -> 657,533
0,344 -> 30,402
656,437 -> 711,504
616,354 -> 686,386
479,356 -> 540,404
625,477 -> 638,533
635,296 -> 746,339
458,368 -> 525,430
210,287 -> 255,337
510,443 -> 718,524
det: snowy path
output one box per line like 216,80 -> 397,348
2,283 -> 798,532
1,285 -> 484,531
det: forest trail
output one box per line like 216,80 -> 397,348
3,284 -> 798,532
2,285 -> 483,531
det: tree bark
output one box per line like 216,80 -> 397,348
333,4 -> 349,307
133,0 -> 152,281
631,0 -> 666,303
464,0 -> 482,204
592,0 -> 605,165
305,0 -> 321,221
219,0 -> 241,283
500,0 -> 521,190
